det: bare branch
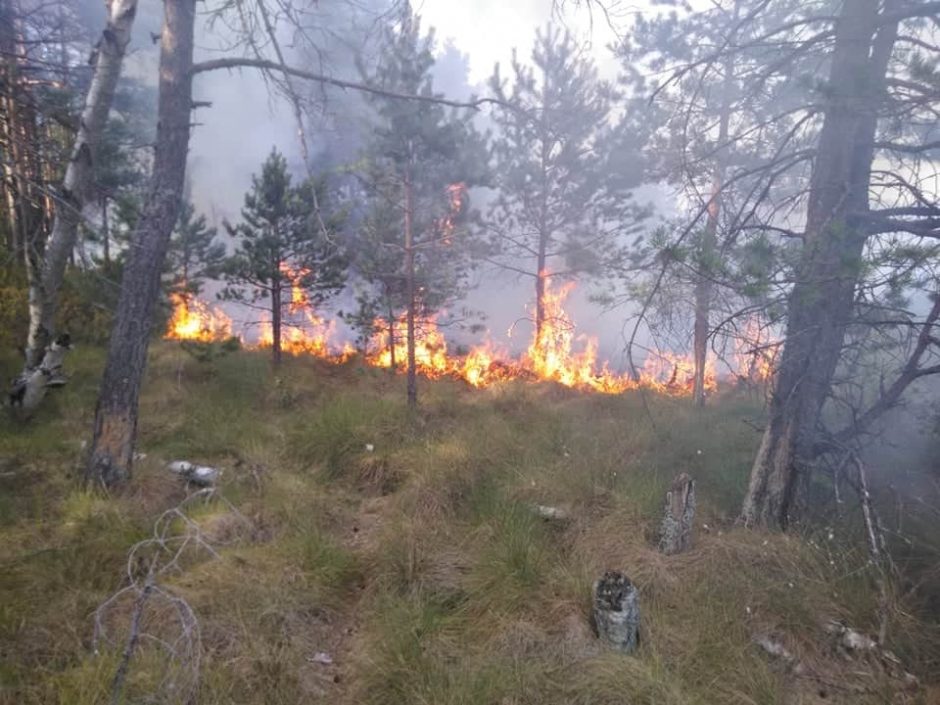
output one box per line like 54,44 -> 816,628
190,57 -> 509,110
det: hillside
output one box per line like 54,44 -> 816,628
1,343 -> 938,704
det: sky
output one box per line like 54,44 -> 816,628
416,0 -> 628,84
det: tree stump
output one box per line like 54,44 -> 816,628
592,570 -> 640,653
9,334 -> 72,413
658,473 -> 695,555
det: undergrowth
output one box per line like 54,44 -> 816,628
1,342 -> 938,704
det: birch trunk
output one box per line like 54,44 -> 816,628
85,0 -> 195,487
740,0 -> 897,528
24,0 -> 138,370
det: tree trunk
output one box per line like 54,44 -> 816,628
691,196 -> 716,407
1,1 -> 45,277
85,0 -> 195,487
271,274 -> 282,365
692,8 -> 736,407
101,198 -> 111,266
387,298 -> 396,372
404,163 -> 417,409
535,63 -> 550,342
740,0 -> 897,528
24,0 -> 138,370
535,257 -> 547,341
0,0 -> 23,259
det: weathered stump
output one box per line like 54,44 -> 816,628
658,473 -> 695,555
592,570 -> 640,653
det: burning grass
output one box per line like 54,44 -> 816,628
164,272 -> 778,397
1,343 -> 938,703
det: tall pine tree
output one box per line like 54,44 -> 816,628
487,25 -> 644,343
355,2 -> 487,407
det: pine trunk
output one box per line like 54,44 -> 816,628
740,0 -> 897,528
404,166 -> 417,409
271,275 -> 282,365
535,256 -> 547,341
387,300 -> 396,372
85,0 -> 195,487
692,24 -> 736,407
24,0 -> 138,370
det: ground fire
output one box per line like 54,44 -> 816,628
165,275 -> 776,396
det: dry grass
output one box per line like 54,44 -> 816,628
0,342 -> 937,704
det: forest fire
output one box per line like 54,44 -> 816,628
165,293 -> 233,343
255,264 -> 355,361
732,318 -> 778,385
164,275 -> 768,396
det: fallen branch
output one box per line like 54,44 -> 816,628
849,454 -> 892,645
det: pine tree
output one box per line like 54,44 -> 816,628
164,201 -> 225,298
220,149 -> 346,365
355,2 -> 487,407
487,25 -> 643,343
619,0 -> 815,404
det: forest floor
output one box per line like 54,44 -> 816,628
1,342 -> 939,704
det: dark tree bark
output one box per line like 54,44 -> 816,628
740,0 -> 898,528
85,0 -> 195,487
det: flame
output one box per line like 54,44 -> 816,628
366,315 -> 452,377
524,278 -> 623,392
165,292 -> 233,343
436,182 -> 466,245
255,263 -> 354,362
732,317 -> 778,385
640,350 -> 717,395
164,261 -> 773,395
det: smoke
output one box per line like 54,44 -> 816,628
165,0 -> 672,367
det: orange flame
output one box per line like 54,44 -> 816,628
436,182 -> 466,245
255,263 -> 354,362
164,265 -> 773,395
165,292 -> 233,343
366,315 -> 452,377
732,317 -> 778,385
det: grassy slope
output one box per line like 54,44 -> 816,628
0,343 -> 936,704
